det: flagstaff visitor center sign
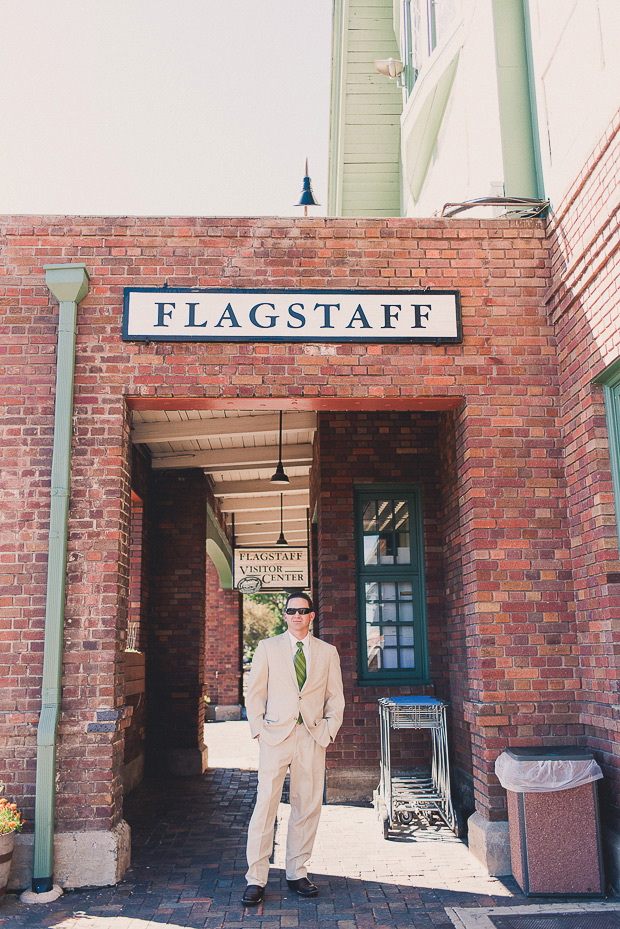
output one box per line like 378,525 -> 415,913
123,287 -> 461,343
234,547 -> 309,592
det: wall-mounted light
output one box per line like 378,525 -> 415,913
374,57 -> 404,79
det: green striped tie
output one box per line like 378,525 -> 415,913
295,641 -> 306,723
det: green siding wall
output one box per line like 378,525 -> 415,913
329,0 -> 403,216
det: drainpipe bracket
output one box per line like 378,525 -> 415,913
44,264 -> 90,305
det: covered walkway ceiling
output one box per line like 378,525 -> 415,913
131,410 -> 316,546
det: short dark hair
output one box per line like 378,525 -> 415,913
285,591 -> 314,612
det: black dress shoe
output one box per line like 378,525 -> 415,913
286,876 -> 319,897
242,884 -> 264,905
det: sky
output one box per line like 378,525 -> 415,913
0,0 -> 333,217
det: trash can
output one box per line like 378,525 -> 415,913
495,745 -> 605,896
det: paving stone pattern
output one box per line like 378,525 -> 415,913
0,722 -> 536,928
490,915 -> 620,929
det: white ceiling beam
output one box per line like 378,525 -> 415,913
215,476 -> 309,499
233,509 -> 308,528
151,443 -> 313,471
233,519 -> 307,535
132,411 -> 316,445
220,493 -> 308,513
208,466 -> 309,481
234,531 -> 307,544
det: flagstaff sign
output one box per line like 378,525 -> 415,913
234,547 -> 309,592
123,288 -> 461,343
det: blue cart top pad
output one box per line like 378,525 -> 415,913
384,696 -> 443,706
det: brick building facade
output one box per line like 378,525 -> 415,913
2,114 -> 620,889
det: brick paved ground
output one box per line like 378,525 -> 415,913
0,722 -> 534,928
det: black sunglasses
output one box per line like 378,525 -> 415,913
285,607 -> 312,615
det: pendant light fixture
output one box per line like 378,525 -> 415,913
270,411 -> 290,484
296,158 -> 319,217
275,493 -> 288,546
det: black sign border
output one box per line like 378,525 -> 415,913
233,544 -> 310,593
122,287 -> 463,344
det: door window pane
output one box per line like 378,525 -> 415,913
394,500 -> 410,563
400,647 -> 415,668
378,532 -> 394,564
382,582 -> 396,600
363,498 -> 411,565
377,500 -> 393,532
364,535 -> 379,565
363,500 -> 377,532
382,601 -> 397,622
362,576 -> 420,672
382,648 -> 398,668
366,600 -> 380,624
356,487 -> 426,681
366,625 -> 382,670
396,534 -> 410,563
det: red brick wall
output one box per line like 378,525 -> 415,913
313,411 -> 448,772
119,447 -> 154,786
438,410 -> 473,807
127,493 -> 143,646
449,394 -> 577,820
205,559 -> 242,707
145,470 -> 207,769
123,494 -> 145,771
547,110 -> 620,827
123,652 -> 145,771
0,213 -> 585,830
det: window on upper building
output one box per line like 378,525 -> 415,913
595,360 -> 620,548
400,0 -> 461,95
354,485 -> 429,684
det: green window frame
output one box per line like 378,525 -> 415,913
595,358 -> 620,545
400,0 -> 461,97
354,484 -> 429,684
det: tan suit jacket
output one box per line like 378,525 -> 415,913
246,633 -> 345,749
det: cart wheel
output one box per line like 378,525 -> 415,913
452,807 -> 466,838
399,810 -> 414,825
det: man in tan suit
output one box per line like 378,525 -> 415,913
242,592 -> 345,906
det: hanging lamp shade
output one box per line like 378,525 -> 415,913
270,460 -> 289,484
270,411 -> 290,484
275,493 -> 288,546
296,158 -> 319,208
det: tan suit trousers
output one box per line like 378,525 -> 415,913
245,723 -> 326,886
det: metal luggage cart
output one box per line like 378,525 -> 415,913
374,696 -> 462,839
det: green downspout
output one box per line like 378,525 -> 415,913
32,264 -> 90,893
328,0 -> 347,215
491,0 -> 544,199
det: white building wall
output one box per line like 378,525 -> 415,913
528,0 -> 620,207
330,0 -> 620,218
399,0 -> 620,217
406,1 -> 503,216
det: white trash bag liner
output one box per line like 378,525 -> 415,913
495,752 -> 603,793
